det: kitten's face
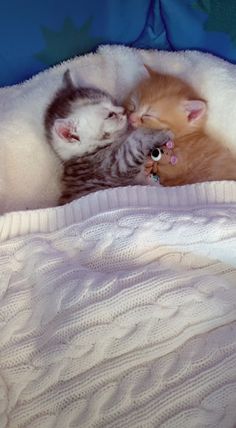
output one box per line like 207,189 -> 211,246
52,95 -> 128,161
67,98 -> 127,141
125,71 -> 207,137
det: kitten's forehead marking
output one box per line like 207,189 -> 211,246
130,93 -> 138,106
70,98 -> 113,119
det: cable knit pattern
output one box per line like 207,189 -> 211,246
0,183 -> 236,428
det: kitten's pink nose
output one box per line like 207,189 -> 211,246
129,113 -> 140,127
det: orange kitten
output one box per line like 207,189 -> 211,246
125,66 -> 236,186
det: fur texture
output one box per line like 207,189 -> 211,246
45,71 -> 171,204
125,67 -> 236,186
60,128 -> 171,204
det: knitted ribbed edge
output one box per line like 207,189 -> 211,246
1,181 -> 236,241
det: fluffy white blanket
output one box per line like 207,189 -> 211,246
1,44 -> 236,212
0,183 -> 236,427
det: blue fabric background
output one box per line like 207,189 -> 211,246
0,0 -> 235,87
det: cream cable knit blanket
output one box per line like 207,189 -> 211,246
1,182 -> 236,428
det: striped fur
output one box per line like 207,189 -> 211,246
60,128 -> 171,204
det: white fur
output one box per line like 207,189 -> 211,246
51,100 -> 127,161
1,45 -> 236,212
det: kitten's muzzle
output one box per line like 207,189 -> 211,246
128,113 -> 140,128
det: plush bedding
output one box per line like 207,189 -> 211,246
2,44 -> 236,213
1,42 -> 236,427
0,182 -> 236,427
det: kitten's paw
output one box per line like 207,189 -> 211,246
156,130 -> 174,146
166,129 -> 174,141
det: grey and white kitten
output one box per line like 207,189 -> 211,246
45,70 -> 172,205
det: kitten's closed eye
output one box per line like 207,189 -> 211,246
142,113 -> 157,119
106,112 -> 117,119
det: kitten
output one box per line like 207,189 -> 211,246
45,70 -> 172,204
125,66 -> 236,186
45,70 -> 128,161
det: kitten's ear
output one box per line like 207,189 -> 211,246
182,100 -> 206,123
54,119 -> 80,142
144,64 -> 157,77
62,69 -> 75,90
